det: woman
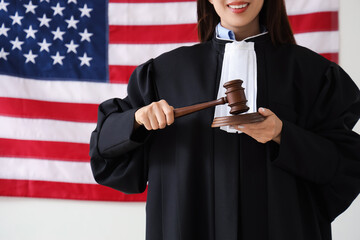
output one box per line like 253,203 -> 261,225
90,0 -> 360,239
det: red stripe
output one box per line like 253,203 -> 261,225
0,97 -> 98,123
109,24 -> 198,44
109,0 -> 195,3
289,12 -> 338,34
108,13 -> 338,44
0,179 -> 147,201
320,52 -> 338,64
0,138 -> 90,162
109,65 -> 137,83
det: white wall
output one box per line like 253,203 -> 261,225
331,0 -> 360,239
0,1 -> 359,239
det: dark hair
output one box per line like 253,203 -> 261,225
197,0 -> 296,45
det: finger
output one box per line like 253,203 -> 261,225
156,101 -> 170,129
233,125 -> 248,131
135,116 -> 142,127
234,125 -> 272,142
143,104 -> 159,130
153,101 -> 171,130
165,105 -> 175,125
238,121 -> 268,131
258,107 -> 274,117
159,100 -> 175,126
148,112 -> 160,130
135,108 -> 149,129
154,108 -> 167,129
138,114 -> 152,130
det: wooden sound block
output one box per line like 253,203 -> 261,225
211,112 -> 265,128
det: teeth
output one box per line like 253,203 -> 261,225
228,3 -> 248,9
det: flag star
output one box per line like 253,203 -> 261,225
23,1 -> 38,14
24,25 -> 38,39
51,27 -> 65,41
65,40 -> 79,53
10,37 -> 24,50
79,28 -> 93,42
51,51 -> 65,65
67,0 -> 77,4
38,38 -> 51,52
38,14 -> 51,27
24,50 -> 38,64
65,16 -> 79,29
79,4 -> 92,18
40,0 -> 50,2
51,2 -> 65,16
0,23 -> 10,37
0,48 -> 9,60
78,52 -> 92,67
0,0 -> 9,12
10,12 -> 24,26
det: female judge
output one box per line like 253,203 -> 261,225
89,0 -> 360,239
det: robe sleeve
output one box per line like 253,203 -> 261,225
89,59 -> 157,194
272,63 -> 360,221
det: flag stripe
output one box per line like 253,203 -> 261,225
108,13 -> 338,45
0,138 -> 90,162
108,2 -> 197,25
108,42 -> 197,66
0,116 -> 95,143
109,0 -> 194,3
294,31 -> 339,54
0,179 -> 147,201
0,157 -> 95,184
109,65 -> 137,83
320,53 -> 338,63
0,97 -> 98,123
289,11 -> 338,34
109,24 -> 198,44
108,0 -> 338,26
0,76 -> 127,103
109,0 -> 339,14
285,0 -> 338,15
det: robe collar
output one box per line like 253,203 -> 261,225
212,31 -> 271,54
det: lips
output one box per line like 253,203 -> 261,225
227,2 -> 249,13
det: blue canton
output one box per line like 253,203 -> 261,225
0,0 -> 107,82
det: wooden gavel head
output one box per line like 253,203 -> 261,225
173,79 -> 264,126
223,79 -> 249,115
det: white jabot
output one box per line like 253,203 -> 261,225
214,40 -> 258,133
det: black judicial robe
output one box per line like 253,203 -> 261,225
90,34 -> 360,240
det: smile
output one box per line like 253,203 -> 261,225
228,3 -> 249,9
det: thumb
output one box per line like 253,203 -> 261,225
258,107 -> 273,117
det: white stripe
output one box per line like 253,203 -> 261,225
0,157 -> 96,184
109,42 -> 196,66
107,1 -> 338,26
0,116 -> 95,144
108,2 -> 197,25
285,0 -> 339,15
294,31 -> 339,54
0,76 -> 127,103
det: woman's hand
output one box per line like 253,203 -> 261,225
233,108 -> 283,144
134,100 -> 175,130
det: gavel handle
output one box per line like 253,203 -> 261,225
174,97 -> 227,118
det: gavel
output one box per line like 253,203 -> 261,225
173,79 -> 265,127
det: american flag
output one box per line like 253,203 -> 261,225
0,0 -> 338,201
